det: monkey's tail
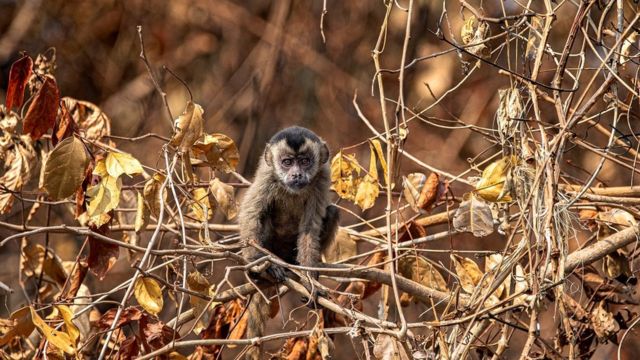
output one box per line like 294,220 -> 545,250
244,293 -> 270,360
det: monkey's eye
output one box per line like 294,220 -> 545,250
299,158 -> 310,166
281,158 -> 293,167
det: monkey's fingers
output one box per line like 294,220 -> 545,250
265,264 -> 287,283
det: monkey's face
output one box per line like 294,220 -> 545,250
266,136 -> 329,193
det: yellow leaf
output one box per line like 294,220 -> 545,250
42,136 -> 89,200
86,175 -> 122,217
209,178 -> 238,220
134,277 -> 164,316
330,151 -> 361,201
170,101 -> 204,153
370,139 -> 389,186
105,152 -> 143,178
399,256 -> 448,293
190,187 -> 212,221
143,173 -> 167,217
322,228 -> 356,263
451,255 -> 483,294
134,191 -> 149,233
93,158 -> 108,177
354,174 -> 379,211
475,156 -> 517,202
193,133 -> 239,172
56,305 -> 79,345
187,271 -> 218,335
0,307 -> 35,346
30,307 -> 75,355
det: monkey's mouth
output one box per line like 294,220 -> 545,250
286,179 -> 309,190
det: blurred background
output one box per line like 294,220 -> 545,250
1,0 -> 640,358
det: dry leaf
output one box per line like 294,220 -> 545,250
23,75 -> 59,141
452,193 -> 494,237
135,191 -> 150,233
370,139 -> 389,187
475,156 -> 517,202
402,173 -> 427,212
43,136 -> 90,200
193,133 -> 239,172
621,32 -> 638,65
105,152 -> 144,178
187,271 -> 218,335
97,307 -> 142,330
5,55 -> 33,111
0,307 -> 35,346
355,174 -> 379,211
88,233 -> 119,280
461,15 -> 489,57
399,256 -> 448,293
322,228 -> 356,263
61,97 -> 111,142
86,174 -> 122,217
372,334 -> 410,360
209,178 -> 238,220
144,173 -> 167,217
30,307 -> 75,355
190,187 -> 212,221
526,16 -> 543,61
0,136 -> 36,213
171,101 -> 204,153
330,151 -> 361,201
590,302 -> 620,339
20,241 -> 67,286
496,88 -> 523,141
451,255 -> 483,294
134,277 -> 164,316
56,305 -> 80,345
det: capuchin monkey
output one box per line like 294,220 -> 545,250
238,126 -> 339,359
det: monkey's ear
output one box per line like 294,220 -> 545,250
320,142 -> 330,164
264,144 -> 273,166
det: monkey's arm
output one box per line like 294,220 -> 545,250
297,202 -> 339,279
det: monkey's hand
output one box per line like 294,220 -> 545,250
265,263 -> 287,283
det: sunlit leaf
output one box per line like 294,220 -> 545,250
475,156 -> 517,202
30,307 -> 75,355
5,55 -> 33,111
399,256 -> 448,293
370,139 -> 389,187
451,254 -> 483,294
322,229 -> 356,263
61,97 -> 111,142
86,175 -> 122,217
0,136 -> 36,213
193,133 -> 239,172
22,75 -> 59,140
20,241 -> 67,286
56,305 -> 79,345
526,16 -> 543,61
187,271 -> 218,335
0,307 -> 35,346
190,187 -> 212,221
452,193 -> 494,237
171,101 -> 204,153
209,178 -> 238,220
134,277 -> 164,316
43,136 -> 90,200
461,15 -> 489,57
105,151 -> 143,178
135,191 -> 150,233
330,151 -> 361,201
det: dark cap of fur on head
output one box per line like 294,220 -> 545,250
268,126 -> 322,152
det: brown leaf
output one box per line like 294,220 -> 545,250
59,260 -> 88,300
97,307 -> 142,331
143,173 -> 167,217
5,55 -> 33,111
0,307 -> 35,346
285,337 -> 309,360
22,75 -> 59,141
61,97 -> 111,142
139,314 -> 178,351
42,136 -> 90,200
452,193 -> 494,237
402,173 -> 427,212
87,225 -> 119,280
171,101 -> 204,153
399,256 -> 448,293
115,337 -> 140,360
134,191 -> 150,233
52,100 -> 77,145
0,136 -> 36,214
20,240 -> 67,286
209,178 -> 238,220
417,172 -> 441,211
590,302 -> 620,339
322,228 -> 356,263
193,133 -> 239,172
187,271 -> 217,335
330,151 -> 361,201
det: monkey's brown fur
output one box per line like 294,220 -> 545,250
238,127 -> 339,359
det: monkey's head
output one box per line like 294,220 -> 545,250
264,126 -> 329,192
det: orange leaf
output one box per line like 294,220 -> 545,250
22,75 -> 60,141
5,55 -> 33,111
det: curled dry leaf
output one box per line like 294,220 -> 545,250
190,187 -> 212,221
144,173 -> 167,217
330,151 -> 361,201
496,88 -> 523,141
171,101 -> 204,153
5,55 -> 33,111
97,307 -> 142,331
450,254 -> 483,295
0,307 -> 35,346
402,172 -> 444,213
61,97 -> 111,142
526,16 -> 543,61
30,307 -> 75,355
105,151 -> 144,178
322,228 -> 356,263
461,15 -> 489,57
373,334 -> 410,360
43,136 -> 90,200
0,135 -> 36,214
20,240 -> 67,286
193,133 -> 239,172
452,193 -> 494,237
475,156 -> 517,202
22,75 -> 60,141
134,191 -> 150,233
210,178 -> 238,220
620,31 -> 638,65
134,277 -> 164,316
370,139 -> 389,187
402,173 -> 427,212
56,305 -> 80,346
354,143 -> 380,211
399,255 -> 448,303
590,302 -> 620,339
88,232 -> 119,280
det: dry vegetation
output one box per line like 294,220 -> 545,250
1,0 -> 640,359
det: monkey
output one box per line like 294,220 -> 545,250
238,126 -> 339,359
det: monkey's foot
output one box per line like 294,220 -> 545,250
265,264 -> 287,283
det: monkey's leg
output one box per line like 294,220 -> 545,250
245,219 -> 287,283
244,289 -> 275,360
